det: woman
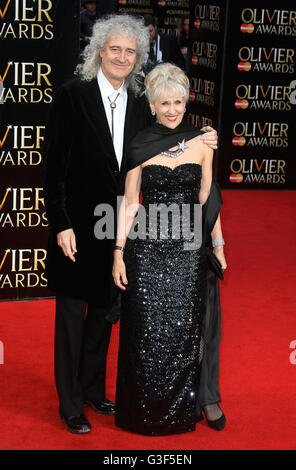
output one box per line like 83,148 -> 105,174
112,63 -> 226,435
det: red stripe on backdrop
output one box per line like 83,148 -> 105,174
0,190 -> 296,449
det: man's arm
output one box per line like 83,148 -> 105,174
43,84 -> 78,261
43,85 -> 75,234
200,126 -> 218,150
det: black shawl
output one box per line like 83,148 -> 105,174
126,120 -> 204,172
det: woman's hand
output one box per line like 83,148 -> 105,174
213,246 -> 227,271
112,251 -> 128,290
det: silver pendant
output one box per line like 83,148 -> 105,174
108,93 -> 120,110
161,139 -> 189,158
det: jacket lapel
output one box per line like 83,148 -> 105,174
120,88 -> 137,177
83,79 -> 119,171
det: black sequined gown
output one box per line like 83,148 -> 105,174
115,163 -> 206,436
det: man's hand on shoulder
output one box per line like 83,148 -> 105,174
57,228 -> 77,262
199,126 -> 218,150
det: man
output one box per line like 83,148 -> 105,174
80,1 -> 100,50
143,14 -> 185,70
43,14 -> 218,434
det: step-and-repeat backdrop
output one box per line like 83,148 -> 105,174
1,0 -> 295,301
0,0 -> 80,301
187,0 -> 225,177
117,0 -> 190,34
187,0 -> 296,188
217,0 -> 296,188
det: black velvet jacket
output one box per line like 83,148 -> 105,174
43,77 -> 150,306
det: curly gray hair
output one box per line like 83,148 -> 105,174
76,14 -> 149,95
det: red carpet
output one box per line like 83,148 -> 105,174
1,190 -> 296,450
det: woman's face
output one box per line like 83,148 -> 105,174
150,92 -> 186,129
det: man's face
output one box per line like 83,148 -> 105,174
85,2 -> 96,13
147,24 -> 157,42
100,34 -> 138,85
183,18 -> 189,35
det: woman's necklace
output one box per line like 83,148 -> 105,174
161,139 -> 189,158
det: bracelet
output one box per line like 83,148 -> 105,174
212,238 -> 225,248
114,245 -> 125,252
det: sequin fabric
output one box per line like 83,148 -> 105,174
115,163 -> 206,436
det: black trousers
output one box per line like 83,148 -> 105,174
54,295 -> 112,417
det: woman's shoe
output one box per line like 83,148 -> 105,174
202,403 -> 226,431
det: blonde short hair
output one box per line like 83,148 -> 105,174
144,63 -> 189,103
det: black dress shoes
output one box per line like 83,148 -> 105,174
60,412 -> 91,434
84,398 -> 116,415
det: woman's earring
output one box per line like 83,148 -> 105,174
151,110 -> 156,116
